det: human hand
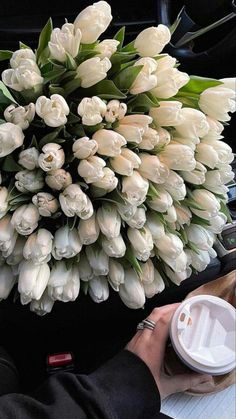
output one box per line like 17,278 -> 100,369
126,303 -> 214,399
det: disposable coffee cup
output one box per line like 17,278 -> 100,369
170,295 -> 236,375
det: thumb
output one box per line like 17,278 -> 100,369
162,373 -> 213,398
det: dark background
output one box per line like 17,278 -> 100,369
0,0 -> 235,390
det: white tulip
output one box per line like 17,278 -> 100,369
0,215 -> 17,257
130,57 -> 158,95
18,147 -> 39,170
116,201 -> 137,221
85,245 -> 109,276
155,232 -> 183,259
165,265 -> 192,285
160,250 -> 188,273
45,169 -> 72,191
220,77 -> 236,90
147,187 -> 173,212
211,140 -> 234,166
163,170 -> 186,200
139,153 -> 169,184
74,1 -> 112,44
108,259 -> 124,291
96,39 -> 119,59
217,164 -> 235,184
101,234 -> 126,258
89,276 -> 109,303
110,148 -> 141,176
115,114 -> 152,143
186,248 -> 212,272
180,161 -> 207,185
190,189 -> 220,220
125,207 -> 146,229
122,170 -> 149,206
38,143 -> 65,172
118,114 -> 152,129
143,268 -> 165,298
97,203 -> 121,239
91,167 -> 118,193
78,213 -> 100,245
146,212 -> 165,240
77,96 -> 106,126
36,94 -> 69,127
59,184 -> 93,219
134,25 -> 171,57
175,108 -> 209,139
93,129 -> 126,156
171,135 -> 198,150
32,192 -> 59,217
11,204 -> 39,235
52,226 -> 82,260
76,56 -> 111,88
150,101 -> 183,127
10,48 -> 36,68
140,258 -> 155,284
0,265 -> 15,300
0,187 -> 8,219
48,262 -> 80,302
73,137 -> 98,159
199,86 -> 236,121
23,229 -> 53,265
206,212 -> 227,234
157,127 -> 171,146
2,60 -> 43,91
185,224 -> 214,251
159,144 -> 196,171
0,122 -> 24,158
151,56 -> 189,98
195,143 -> 218,169
104,100 -> 127,123
119,269 -> 145,309
18,261 -> 50,304
202,117 -> 224,141
175,205 -> 192,227
163,205 -> 177,223
30,291 -> 54,316
49,23 -> 81,62
15,169 -> 44,193
139,127 -> 159,150
6,236 -> 26,265
4,103 -> 35,130
203,170 -> 229,195
77,155 -> 106,183
127,226 -> 153,261
78,252 -> 93,281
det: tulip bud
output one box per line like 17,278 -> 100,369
49,23 -> 81,62
199,86 -> 236,122
89,276 -> 109,303
6,236 -> 26,266
48,262 -> 80,302
150,101 -> 183,127
122,171 -> 149,207
116,201 -> 137,221
91,167 -> 118,193
155,232 -> 183,259
139,153 -> 169,183
172,135 -> 198,150
104,100 -> 127,123
78,213 -> 100,245
125,207 -> 146,229
52,226 -> 82,260
32,192 -> 59,217
0,265 -> 16,300
74,1 -> 112,44
130,57 -> 158,95
85,244 -> 109,276
2,60 -> 43,92
18,261 -> 50,304
96,39 -> 120,59
97,203 -> 121,239
157,127 -> 171,146
146,212 -> 165,240
185,224 -> 214,251
175,108 -> 209,139
45,169 -> 72,191
38,143 -> 65,172
159,144 -> 196,171
175,205 -> 192,227
151,58 -> 189,99
195,143 -> 219,169
0,215 -> 18,257
143,268 -> 165,298
140,258 -> 155,284
108,259 -> 125,291
4,103 -> 35,130
165,265 -> 192,285
76,56 -> 111,88
160,250 -> 188,273
211,140 -> 234,166
127,226 -> 153,261
18,147 -> 39,170
15,169 -> 44,193
110,148 -> 141,176
134,25 -> 171,57
139,127 -> 159,150
0,122 -> 24,158
119,269 -> 145,309
101,234 -> 126,258
203,117 -> 224,142
11,204 -> 40,235
186,248 -> 212,272
93,129 -> 126,157
36,94 -> 69,127
10,48 -> 36,68
147,187 -> 173,212
77,155 -> 106,183
163,205 -> 177,223
190,189 -> 220,220
0,186 -> 8,219
23,229 -> 53,265
115,115 -> 152,143
180,161 -> 207,185
206,212 -> 227,234
59,184 -> 93,219
30,291 -> 54,316
203,170 -> 229,195
164,170 -> 186,201
73,137 -> 98,159
78,252 -> 93,281
77,96 -> 106,126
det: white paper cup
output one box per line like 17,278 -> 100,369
170,295 -> 236,375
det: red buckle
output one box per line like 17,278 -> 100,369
47,352 -> 73,368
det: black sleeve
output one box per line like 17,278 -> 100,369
0,350 -> 171,419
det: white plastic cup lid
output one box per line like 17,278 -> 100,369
170,295 -> 236,375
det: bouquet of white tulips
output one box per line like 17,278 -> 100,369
0,1 -> 235,315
